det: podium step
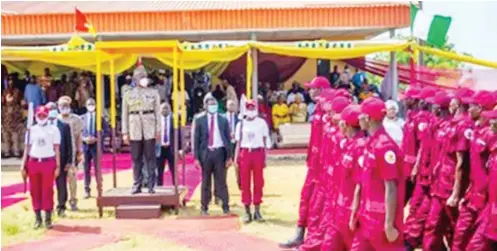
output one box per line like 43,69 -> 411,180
116,205 -> 162,219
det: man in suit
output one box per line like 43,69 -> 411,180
224,100 -> 239,155
81,98 -> 108,198
156,102 -> 183,186
45,102 -> 72,218
194,93 -> 233,215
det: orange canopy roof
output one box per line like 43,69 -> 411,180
2,1 -> 410,36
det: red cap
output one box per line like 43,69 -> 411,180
305,76 -> 330,89
331,96 -> 351,114
245,100 -> 256,109
403,87 -> 420,99
433,92 -> 452,108
335,89 -> 352,99
360,97 -> 386,121
35,106 -> 49,117
469,90 -> 496,110
341,104 -> 361,127
413,87 -> 436,100
319,89 -> 336,101
455,88 -> 475,104
482,109 -> 497,120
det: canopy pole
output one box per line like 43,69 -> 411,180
179,55 -> 186,188
109,58 -> 117,188
250,32 -> 258,101
95,50 -> 104,218
172,47 -> 180,214
389,29 -> 398,101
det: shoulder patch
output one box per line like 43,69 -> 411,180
464,129 -> 474,140
340,138 -> 347,149
418,122 -> 427,132
358,155 -> 365,167
384,150 -> 397,165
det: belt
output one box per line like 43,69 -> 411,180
130,110 -> 154,115
241,147 -> 264,152
29,157 -> 55,162
208,147 -> 223,151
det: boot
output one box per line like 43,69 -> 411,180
243,205 -> 252,224
33,210 -> 42,229
44,210 -> 53,229
278,226 -> 305,249
253,205 -> 264,222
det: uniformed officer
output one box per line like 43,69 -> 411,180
422,89 -> 474,250
279,76 -> 330,249
452,91 -> 496,251
350,97 -> 405,251
57,95 -> 84,211
21,106 -> 61,229
122,66 -> 161,194
466,109 -> 497,251
321,104 -> 366,251
1,76 -> 24,158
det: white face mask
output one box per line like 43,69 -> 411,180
87,105 -> 95,112
246,110 -> 258,119
36,117 -> 48,126
139,78 -> 149,87
60,107 -> 71,115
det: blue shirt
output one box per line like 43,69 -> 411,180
24,83 -> 45,109
352,72 -> 365,87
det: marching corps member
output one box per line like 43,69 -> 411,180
404,90 -> 452,250
452,91 -> 496,251
350,97 -> 405,251
21,106 -> 61,229
465,109 -> 497,251
234,100 -> 271,223
279,76 -> 330,249
422,88 -> 475,250
321,104 -> 366,251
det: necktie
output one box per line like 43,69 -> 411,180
163,116 -> 168,144
89,113 -> 94,135
208,114 -> 214,147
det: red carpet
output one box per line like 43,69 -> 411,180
2,233 -> 121,251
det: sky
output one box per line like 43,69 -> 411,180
375,1 -> 497,67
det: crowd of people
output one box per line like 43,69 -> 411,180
277,77 -> 497,251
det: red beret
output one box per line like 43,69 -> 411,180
469,91 -> 496,110
305,76 -> 330,89
455,88 -> 476,104
413,87 -> 437,100
427,91 -> 451,108
35,106 -> 49,116
331,96 -> 351,114
403,87 -> 421,99
341,104 -> 361,127
245,100 -> 256,108
360,97 -> 386,121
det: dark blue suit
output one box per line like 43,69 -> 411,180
155,115 -> 182,186
193,113 -> 232,211
53,119 -> 72,211
80,112 -> 107,194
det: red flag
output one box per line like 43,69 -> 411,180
75,8 -> 96,37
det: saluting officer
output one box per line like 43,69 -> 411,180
122,66 -> 161,194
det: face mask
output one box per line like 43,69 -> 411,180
139,78 -> 149,88
207,104 -> 218,114
48,110 -> 59,119
60,107 -> 71,115
36,117 -> 48,126
246,110 -> 258,119
87,105 -> 96,112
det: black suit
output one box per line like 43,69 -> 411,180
194,113 -> 232,211
156,115 -> 182,186
54,120 -> 72,211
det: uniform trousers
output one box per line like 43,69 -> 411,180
404,184 -> 431,247
83,143 -> 97,193
452,201 -> 483,251
238,148 -> 265,206
55,167 -> 68,210
1,129 -> 21,155
156,145 -> 175,186
28,158 -> 56,211
299,186 -> 326,251
297,170 -> 316,227
67,164 -> 78,206
422,196 -> 458,251
350,225 -> 405,251
466,206 -> 497,251
130,139 -> 156,190
200,148 -> 229,211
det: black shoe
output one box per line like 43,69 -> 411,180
33,210 -> 42,229
70,203 -> 78,212
131,188 -> 142,194
404,241 -> 414,251
253,205 -> 264,222
57,208 -> 66,218
223,208 -> 231,215
243,206 -> 252,224
278,227 -> 305,249
45,211 -> 53,229
201,210 -> 209,216
84,191 -> 91,199
148,189 -> 155,194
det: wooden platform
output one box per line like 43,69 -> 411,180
116,205 -> 162,219
97,186 -> 188,208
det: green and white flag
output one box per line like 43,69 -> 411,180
410,3 -> 452,47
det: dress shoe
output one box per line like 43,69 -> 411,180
279,227 -> 306,249
45,211 -> 53,229
33,210 -> 42,229
70,203 -> 78,212
201,210 -> 209,216
243,205 -> 252,224
223,208 -> 231,215
148,189 -> 155,194
57,209 -> 66,218
253,205 -> 264,222
131,188 -> 142,194
84,192 -> 91,199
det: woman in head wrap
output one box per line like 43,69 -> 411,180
383,99 -> 405,146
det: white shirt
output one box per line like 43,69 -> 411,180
29,124 -> 61,158
383,117 -> 405,147
208,113 -> 224,148
226,111 -> 237,134
160,114 -> 171,146
235,117 -> 271,149
286,92 -> 304,104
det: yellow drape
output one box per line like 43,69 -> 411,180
413,44 -> 497,68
